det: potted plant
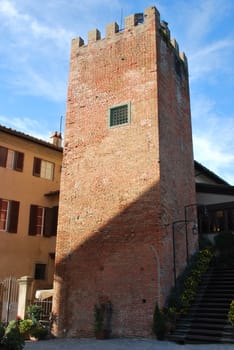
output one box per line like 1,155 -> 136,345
94,301 -> 112,339
1,319 -> 25,350
0,322 -> 6,349
152,304 -> 168,340
25,305 -> 42,325
18,319 -> 33,340
94,304 -> 106,339
29,324 -> 48,341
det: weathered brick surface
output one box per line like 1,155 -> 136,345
53,6 -> 197,338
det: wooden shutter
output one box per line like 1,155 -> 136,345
8,201 -> 20,233
43,206 -> 58,237
33,157 -> 41,177
0,146 -> 8,168
0,199 -> 6,230
52,206 -> 58,235
43,207 -> 53,237
28,205 -> 38,235
14,151 -> 24,171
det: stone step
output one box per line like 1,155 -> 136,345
197,299 -> 231,304
193,302 -> 231,309
170,332 -> 234,344
170,264 -> 234,344
202,274 -> 234,280
187,328 -> 223,336
197,291 -> 234,297
179,316 -> 229,325
177,321 -> 227,330
190,306 -> 229,313
185,334 -> 234,344
199,295 -> 234,300
199,287 -> 234,292
206,281 -> 234,286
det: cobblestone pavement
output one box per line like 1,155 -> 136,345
24,338 -> 234,350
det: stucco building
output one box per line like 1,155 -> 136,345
0,125 -> 62,291
53,6 -> 198,337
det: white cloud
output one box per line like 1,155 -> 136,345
11,67 -> 67,102
192,95 -> 234,184
0,0 -> 73,101
189,39 -> 234,81
193,135 -> 234,166
0,0 -> 74,49
193,135 -> 234,184
0,0 -> 18,17
0,114 -> 50,141
185,0 -> 230,45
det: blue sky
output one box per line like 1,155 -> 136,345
0,0 -> 233,184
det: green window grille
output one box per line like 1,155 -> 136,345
109,103 -> 130,127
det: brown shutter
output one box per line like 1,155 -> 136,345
43,207 -> 53,237
8,201 -> 20,233
43,206 -> 58,237
0,146 -> 8,168
28,205 -> 37,235
52,206 -> 58,236
33,157 -> 41,176
14,151 -> 24,171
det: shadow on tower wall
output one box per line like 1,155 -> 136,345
52,179 -> 193,338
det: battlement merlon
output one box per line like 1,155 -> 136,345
171,38 -> 179,55
71,5 -> 188,68
179,52 -> 188,69
106,22 -> 119,38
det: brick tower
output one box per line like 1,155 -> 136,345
53,6 -> 197,337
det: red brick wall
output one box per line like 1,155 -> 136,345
53,6 -> 197,338
156,24 -> 198,296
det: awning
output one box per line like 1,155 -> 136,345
35,289 -> 54,300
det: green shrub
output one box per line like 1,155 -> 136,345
26,305 -> 42,324
167,249 -> 213,316
94,304 -> 104,333
24,304 -> 49,340
1,319 -> 25,350
0,322 -> 5,340
18,319 -> 33,339
199,236 -> 213,250
228,300 -> 234,328
152,304 -> 168,340
214,232 -> 234,267
215,232 -> 234,251
152,249 -> 214,340
29,324 -> 48,340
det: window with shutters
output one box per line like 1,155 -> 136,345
33,157 -> 54,180
28,205 -> 58,237
0,146 -> 24,172
0,198 -> 20,233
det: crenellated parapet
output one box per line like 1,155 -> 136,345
159,20 -> 188,70
73,6 -> 158,47
72,5 -> 187,70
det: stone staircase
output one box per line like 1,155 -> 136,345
169,264 -> 234,343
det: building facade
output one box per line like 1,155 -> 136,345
195,161 -> 234,238
53,6 -> 197,337
0,125 -> 62,291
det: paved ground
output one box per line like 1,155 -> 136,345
24,338 -> 234,350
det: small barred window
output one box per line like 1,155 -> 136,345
109,103 -> 130,127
